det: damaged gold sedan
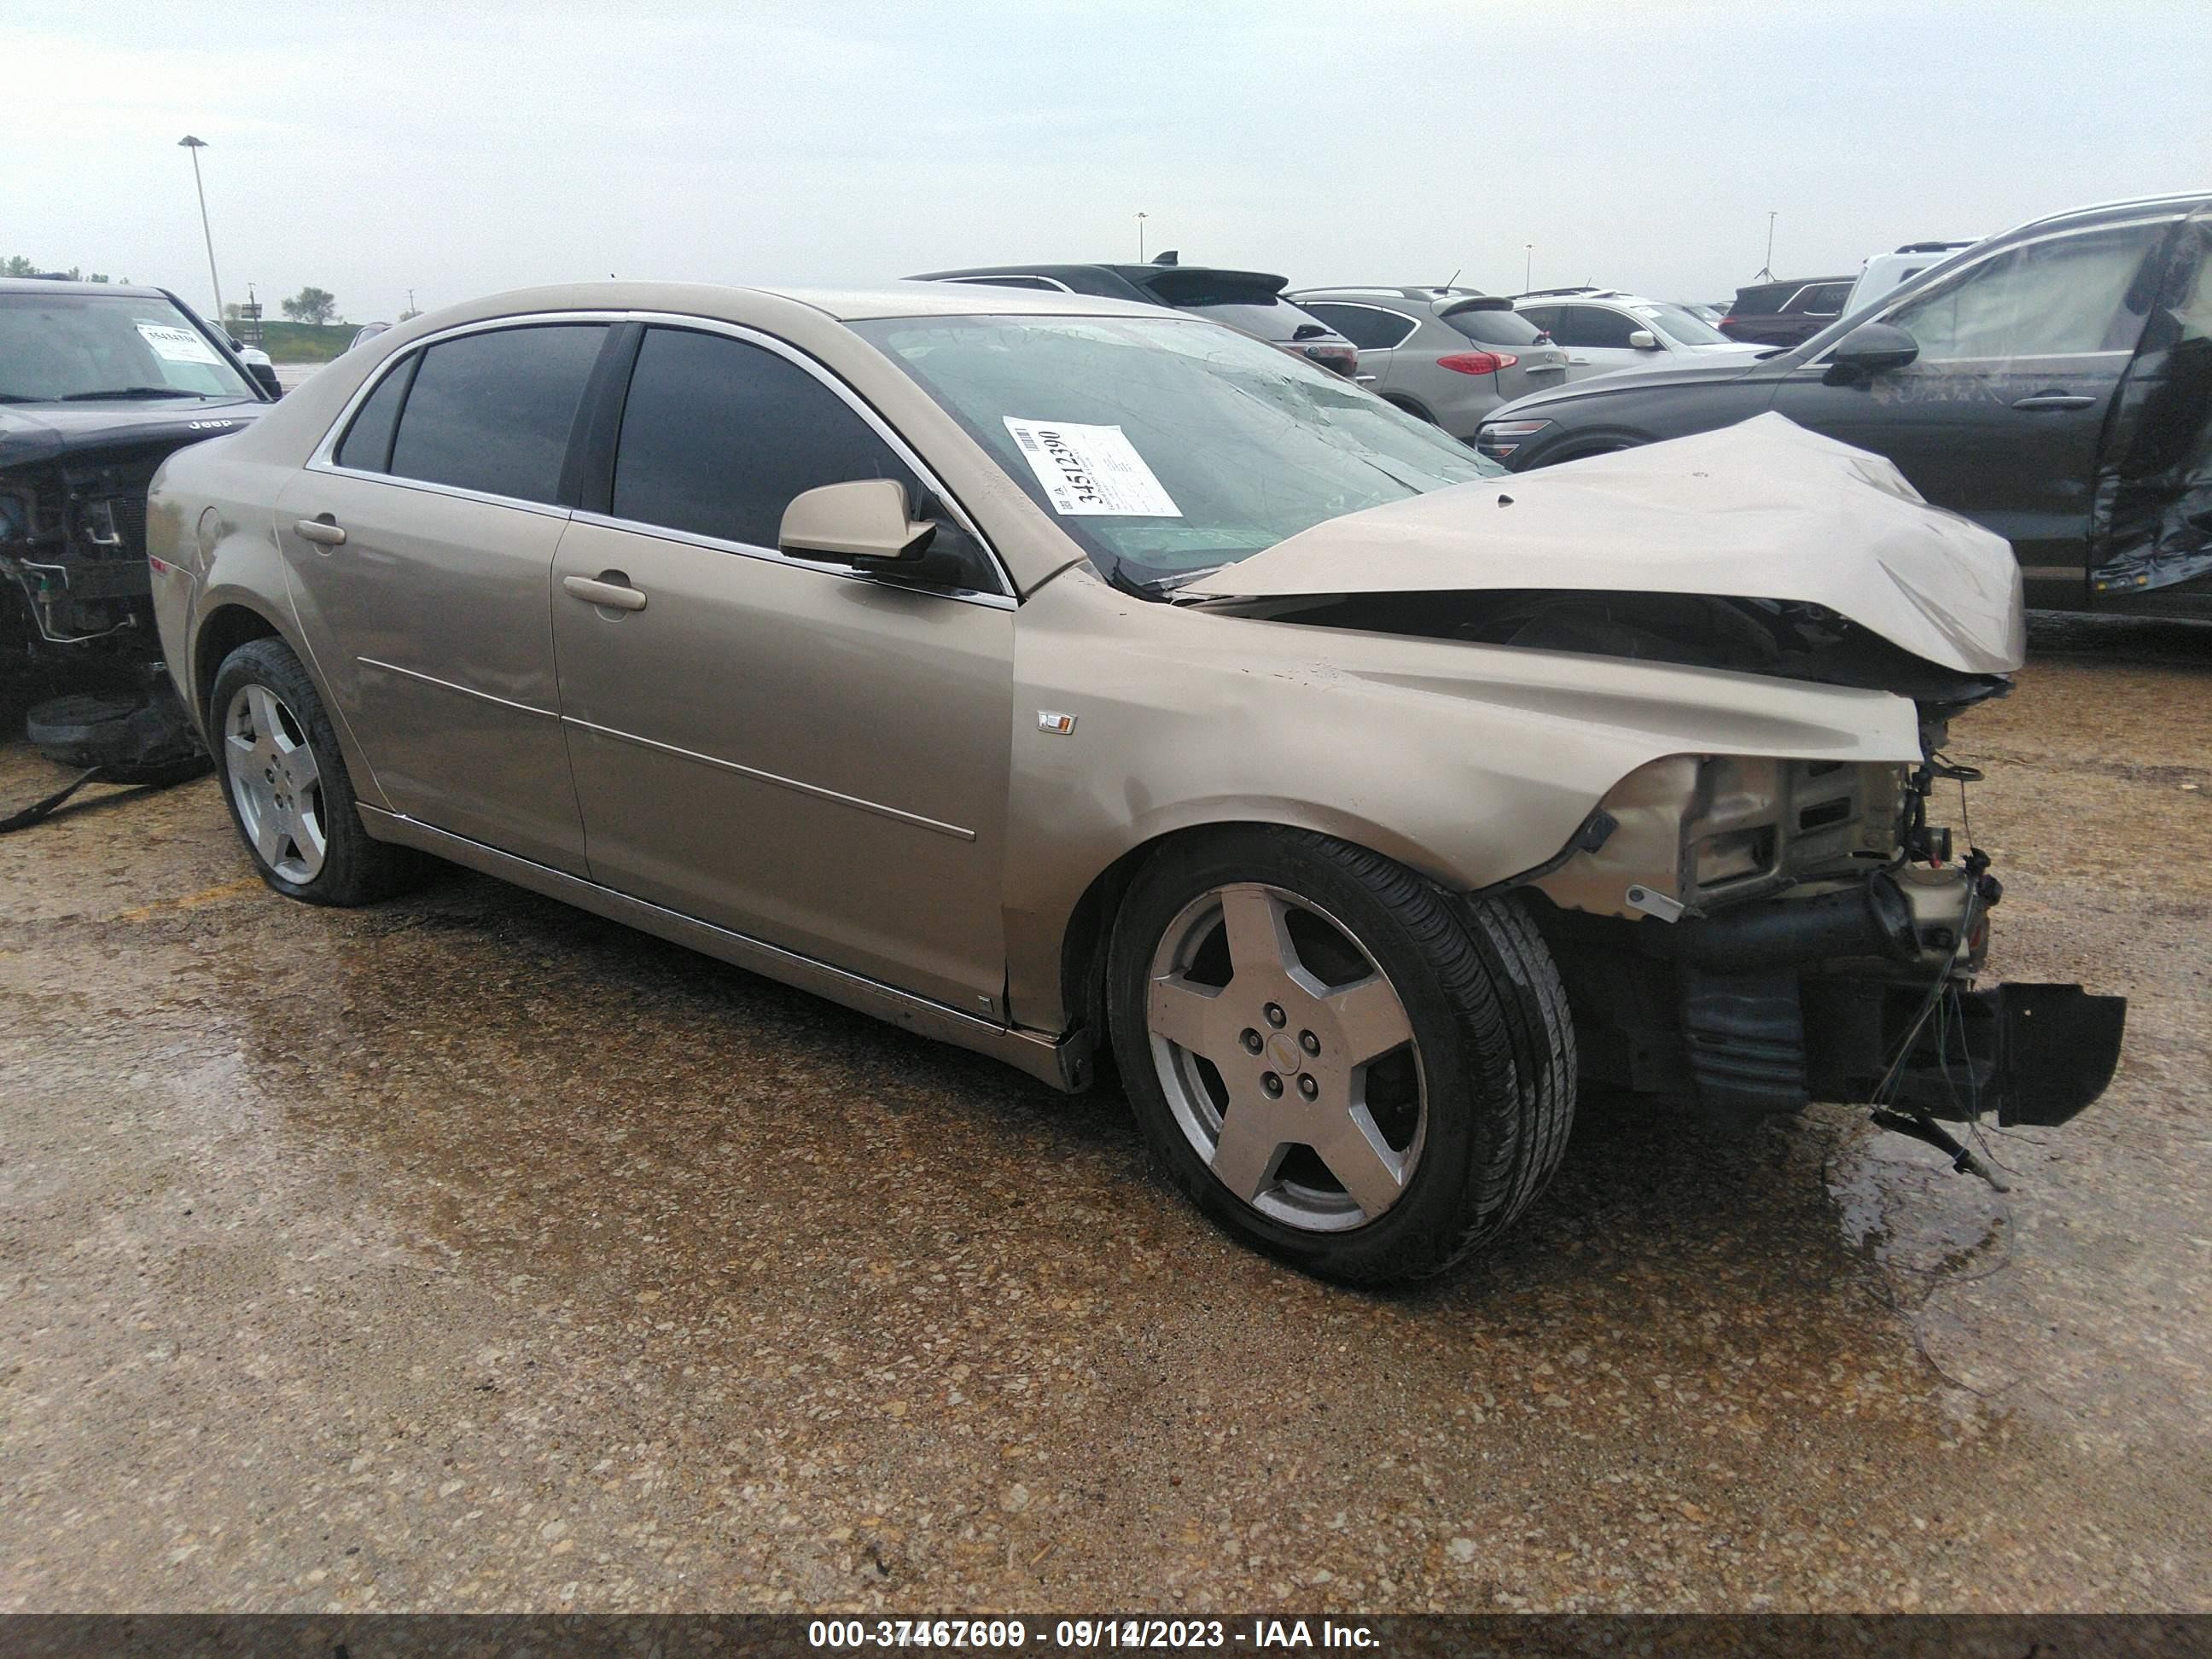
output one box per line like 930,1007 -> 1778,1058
146,282 -> 2125,1283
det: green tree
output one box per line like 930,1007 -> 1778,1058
282,286 -> 338,325
2,255 -> 33,276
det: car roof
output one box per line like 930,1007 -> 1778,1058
0,277 -> 178,300
347,281 -> 1179,340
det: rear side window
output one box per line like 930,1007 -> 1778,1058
1443,306 -> 1548,346
1178,297 -> 1318,343
387,324 -> 608,504
1791,282 -> 1854,314
1544,306 -> 1639,349
611,327 -> 925,553
334,357 -> 415,472
1300,304 -> 1417,351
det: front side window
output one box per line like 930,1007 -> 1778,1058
1884,222 -> 2164,361
387,323 -> 607,504
1301,304 -> 1417,352
611,326 -> 924,553
1546,306 -> 1639,349
0,289 -> 258,404
853,313 -> 1497,591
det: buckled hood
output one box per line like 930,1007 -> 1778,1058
1180,414 -> 2024,675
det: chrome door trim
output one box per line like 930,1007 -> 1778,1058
561,715 -> 978,841
568,510 -> 1017,612
357,804 -> 1087,1091
357,655 -> 561,719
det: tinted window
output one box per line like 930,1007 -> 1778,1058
1443,306 -> 1547,346
1545,306 -> 1639,349
335,357 -> 414,472
387,324 -> 606,504
1300,304 -> 1417,351
1177,296 -> 1322,344
1791,282 -> 1854,314
612,327 -> 923,552
1885,223 -> 2163,360
1516,306 -> 1560,335
1630,303 -> 1732,347
1732,283 -> 1794,313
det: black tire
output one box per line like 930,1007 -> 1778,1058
208,637 -> 420,905
1105,826 -> 1575,1284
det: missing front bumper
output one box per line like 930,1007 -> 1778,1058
1806,976 -> 2127,1128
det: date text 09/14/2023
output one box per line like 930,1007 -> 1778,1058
806,1618 -> 1382,1650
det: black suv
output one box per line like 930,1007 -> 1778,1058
1476,193 -> 2212,617
909,259 -> 1360,378
3,278 -> 273,676
1720,276 -> 1854,346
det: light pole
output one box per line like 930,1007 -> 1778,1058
1523,243 -> 1533,291
1755,211 -> 1777,282
178,135 -> 224,321
1137,212 -> 1147,262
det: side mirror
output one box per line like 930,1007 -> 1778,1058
780,478 -> 940,572
1824,321 -> 1919,383
1627,329 -> 1660,351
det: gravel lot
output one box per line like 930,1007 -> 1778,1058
2,614 -> 2207,1614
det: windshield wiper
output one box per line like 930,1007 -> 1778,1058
58,387 -> 205,401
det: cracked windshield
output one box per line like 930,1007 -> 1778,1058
856,313 -> 1499,588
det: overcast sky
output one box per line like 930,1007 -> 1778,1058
9,1 -> 2209,325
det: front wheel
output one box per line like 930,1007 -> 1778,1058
210,637 -> 420,905
1106,828 -> 1575,1284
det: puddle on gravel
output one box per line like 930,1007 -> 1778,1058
1826,1126 -> 2010,1290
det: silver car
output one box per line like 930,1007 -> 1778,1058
1511,288 -> 1770,382
1289,288 -> 1570,438
146,281 -> 2124,1284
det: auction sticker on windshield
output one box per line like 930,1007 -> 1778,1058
1003,418 -> 1181,516
134,321 -> 223,366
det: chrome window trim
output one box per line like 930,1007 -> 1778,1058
1294,300 -> 1421,351
306,307 -> 1017,604
568,509 -> 1015,611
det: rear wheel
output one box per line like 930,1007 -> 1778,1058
1106,827 -> 1575,1284
210,637 -> 419,905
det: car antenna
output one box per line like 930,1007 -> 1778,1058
1443,268 -> 1462,289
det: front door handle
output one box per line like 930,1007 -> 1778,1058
294,515 -> 346,546
563,572 -> 647,612
2011,393 -> 2096,411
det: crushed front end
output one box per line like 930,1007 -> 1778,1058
1518,696 -> 2127,1166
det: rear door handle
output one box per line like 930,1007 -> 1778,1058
2011,393 -> 2096,411
1355,374 -> 1378,382
562,572 -> 647,612
1566,356 -> 1590,364
294,515 -> 346,546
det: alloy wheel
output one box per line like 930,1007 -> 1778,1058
223,683 -> 328,884
1144,882 -> 1427,1232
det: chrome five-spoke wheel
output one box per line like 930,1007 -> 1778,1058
224,683 -> 328,884
1144,882 -> 1425,1232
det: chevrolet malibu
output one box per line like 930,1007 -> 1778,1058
148,282 -> 2126,1284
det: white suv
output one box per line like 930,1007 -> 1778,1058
1510,288 -> 1768,382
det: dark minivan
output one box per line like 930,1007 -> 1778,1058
1477,193 -> 2212,617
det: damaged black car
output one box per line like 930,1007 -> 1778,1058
2,277 -> 272,800
1478,191 -> 2212,618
